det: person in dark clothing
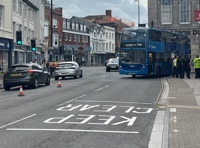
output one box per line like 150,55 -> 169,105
181,55 -> 191,79
176,56 -> 182,78
46,61 -> 50,72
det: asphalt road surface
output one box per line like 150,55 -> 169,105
0,67 -> 162,148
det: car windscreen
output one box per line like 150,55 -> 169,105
108,59 -> 118,64
8,66 -> 30,72
57,63 -> 74,67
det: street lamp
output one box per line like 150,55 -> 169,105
134,0 -> 140,27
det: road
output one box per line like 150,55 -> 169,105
0,67 -> 162,148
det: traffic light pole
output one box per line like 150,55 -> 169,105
50,0 -> 53,62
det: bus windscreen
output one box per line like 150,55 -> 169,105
120,49 -> 146,64
122,29 -> 147,41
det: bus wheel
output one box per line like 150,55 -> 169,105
132,75 -> 135,78
156,67 -> 161,77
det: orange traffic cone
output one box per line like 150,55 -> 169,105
18,85 -> 25,96
57,78 -> 62,87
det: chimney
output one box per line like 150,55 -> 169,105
106,10 -> 112,17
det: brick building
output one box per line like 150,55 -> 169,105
84,10 -> 133,57
62,16 -> 90,66
45,7 -> 63,62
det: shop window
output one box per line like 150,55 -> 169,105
0,5 -> 3,28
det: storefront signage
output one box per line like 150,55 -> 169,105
194,10 -> 200,22
173,30 -> 200,36
110,17 -> 115,22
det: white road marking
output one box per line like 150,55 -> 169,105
6,128 -> 139,134
39,89 -> 48,93
0,97 -> 16,103
75,100 -> 153,105
0,114 -> 37,129
95,85 -> 109,92
57,94 -> 86,106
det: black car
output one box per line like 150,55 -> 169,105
3,63 -> 50,91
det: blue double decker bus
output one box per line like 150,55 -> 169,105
119,27 -> 190,77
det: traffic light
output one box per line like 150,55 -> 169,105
16,31 -> 22,45
59,45 -> 63,54
31,39 -> 36,51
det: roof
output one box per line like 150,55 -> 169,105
22,0 -> 39,11
83,15 -> 106,20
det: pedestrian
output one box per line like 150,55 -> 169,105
46,61 -> 50,72
181,55 -> 190,79
172,57 -> 177,77
30,59 -> 33,64
197,55 -> 200,78
176,56 -> 183,78
194,55 -> 199,78
49,62 -> 54,77
34,59 -> 37,63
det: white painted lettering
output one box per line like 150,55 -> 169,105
119,106 -> 135,113
43,115 -> 75,123
65,114 -> 95,124
89,115 -> 116,125
94,105 -> 117,112
57,104 -> 82,111
79,105 -> 100,111
112,116 -> 137,126
132,108 -> 153,114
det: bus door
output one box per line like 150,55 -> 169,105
148,52 -> 156,74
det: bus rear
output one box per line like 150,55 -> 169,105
119,28 -> 148,76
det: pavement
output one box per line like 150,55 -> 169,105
158,74 -> 200,148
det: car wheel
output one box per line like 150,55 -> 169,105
106,67 -> 110,72
32,78 -> 38,89
62,77 -> 65,80
132,75 -> 135,78
80,71 -> 82,78
55,77 -> 58,80
45,76 -> 50,85
4,85 -> 11,91
74,73 -> 77,79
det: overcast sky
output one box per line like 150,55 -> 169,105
52,0 -> 148,27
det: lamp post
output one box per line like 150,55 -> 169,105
196,34 -> 199,54
134,0 -> 140,27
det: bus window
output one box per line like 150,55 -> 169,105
122,29 -> 147,41
120,49 -> 146,64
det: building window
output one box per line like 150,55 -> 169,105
100,33 -> 102,39
65,33 -> 68,41
69,34 -> 71,41
53,18 -> 58,28
74,34 -> 76,41
109,33 -> 111,39
24,5 -> 26,19
76,24 -> 79,30
86,36 -> 88,43
78,35 -> 80,42
67,21 -> 70,29
106,32 -> 108,39
112,33 -> 114,39
81,24 -> 83,31
63,20 -> 66,28
94,32 -> 96,38
84,25 -> 86,32
180,0 -> 190,24
112,44 -> 114,51
93,43 -> 95,50
82,36 -> 85,42
53,33 -> 59,46
161,0 -> 172,24
109,43 -> 111,51
72,23 -> 75,29
106,43 -> 108,50
199,0 -> 200,9
0,6 -> 3,28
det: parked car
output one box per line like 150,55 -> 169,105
3,63 -> 50,91
106,58 -> 119,72
54,62 -> 82,80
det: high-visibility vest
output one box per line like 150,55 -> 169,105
196,58 -> 200,68
194,58 -> 200,68
174,59 -> 177,67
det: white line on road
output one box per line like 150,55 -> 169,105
57,94 -> 87,106
39,89 -> 48,93
0,97 -> 16,103
0,114 -> 37,129
95,85 -> 109,92
6,128 -> 139,134
75,100 -> 153,105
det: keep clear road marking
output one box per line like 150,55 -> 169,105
0,114 -> 37,129
95,85 -> 109,92
6,128 -> 139,134
57,94 -> 87,106
75,100 -> 153,105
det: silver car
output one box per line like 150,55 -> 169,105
54,62 -> 83,80
106,58 -> 119,72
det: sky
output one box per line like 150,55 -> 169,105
52,0 -> 148,27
